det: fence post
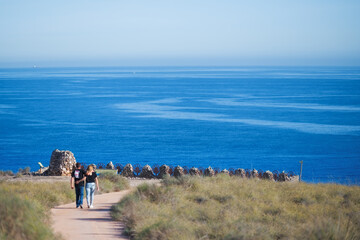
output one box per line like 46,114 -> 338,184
299,160 -> 303,182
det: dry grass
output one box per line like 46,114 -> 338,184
112,175 -> 360,240
98,172 -> 129,193
0,174 -> 129,240
0,181 -> 74,240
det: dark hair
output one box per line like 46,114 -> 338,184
76,162 -> 81,168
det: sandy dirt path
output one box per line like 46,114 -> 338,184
51,190 -> 131,240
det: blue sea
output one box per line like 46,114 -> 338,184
0,66 -> 359,183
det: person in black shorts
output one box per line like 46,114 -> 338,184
71,162 -> 86,208
85,165 -> 99,208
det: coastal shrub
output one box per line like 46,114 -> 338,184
0,182 -> 74,240
112,176 -> 360,240
98,172 -> 129,193
0,190 -> 56,240
0,181 -> 75,210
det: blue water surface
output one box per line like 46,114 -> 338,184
0,66 -> 359,183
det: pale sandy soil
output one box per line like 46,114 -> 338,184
51,190 -> 131,240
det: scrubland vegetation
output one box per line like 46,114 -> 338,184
112,175 -> 360,240
0,171 -> 128,240
98,171 -> 129,193
0,181 -> 73,240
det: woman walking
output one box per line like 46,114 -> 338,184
85,165 -> 99,208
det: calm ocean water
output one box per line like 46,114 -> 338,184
0,66 -> 359,183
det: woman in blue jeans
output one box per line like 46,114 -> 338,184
85,165 -> 99,208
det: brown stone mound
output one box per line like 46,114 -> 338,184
121,164 -> 134,177
204,166 -> 215,177
159,165 -> 170,178
251,169 -> 259,178
106,161 -> 115,169
139,165 -> 155,179
189,167 -> 200,176
262,171 -> 274,181
48,149 -> 76,176
278,171 -> 290,182
234,168 -> 246,177
173,166 -> 184,178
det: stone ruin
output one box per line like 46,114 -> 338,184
251,169 -> 259,178
235,168 -> 246,177
204,166 -> 215,177
173,166 -> 184,177
189,167 -> 200,176
47,149 -> 76,176
43,149 -> 297,181
159,164 -> 170,178
106,161 -> 115,169
139,165 -> 155,178
262,171 -> 274,180
121,163 -> 134,177
278,171 -> 290,182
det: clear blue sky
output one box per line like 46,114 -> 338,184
0,0 -> 359,67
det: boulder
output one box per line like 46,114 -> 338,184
189,167 -> 200,176
262,171 -> 274,181
251,169 -> 259,178
139,165 -> 155,178
221,169 -> 230,175
278,171 -> 290,182
121,164 -> 134,177
106,161 -> 115,170
204,166 -> 215,177
173,166 -> 184,178
48,149 -> 76,176
234,168 -> 246,177
159,164 -> 170,178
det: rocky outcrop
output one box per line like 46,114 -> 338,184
106,161 -> 115,169
139,165 -> 154,178
234,168 -> 246,177
262,171 -> 274,181
48,149 -> 76,176
121,164 -> 134,177
159,164 -> 170,178
221,169 -> 229,175
251,169 -> 259,178
204,166 -> 215,177
278,171 -> 290,182
173,166 -> 184,178
189,167 -> 200,176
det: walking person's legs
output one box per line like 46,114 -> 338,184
86,183 -> 91,207
78,186 -> 84,208
75,186 -> 80,208
90,183 -> 95,207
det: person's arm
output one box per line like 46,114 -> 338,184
95,177 -> 99,191
76,176 -> 86,185
71,177 -> 74,189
